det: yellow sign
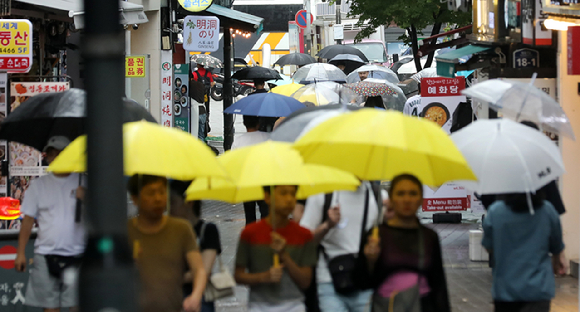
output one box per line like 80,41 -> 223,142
178,0 -> 213,12
0,19 -> 32,73
126,56 -> 146,78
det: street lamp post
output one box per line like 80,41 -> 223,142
80,0 -> 137,311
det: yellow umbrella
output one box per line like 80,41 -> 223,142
294,109 -> 477,186
48,121 -> 228,180
270,83 -> 303,96
185,164 -> 360,203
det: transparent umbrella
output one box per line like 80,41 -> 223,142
291,81 -> 359,106
462,77 -> 575,140
346,65 -> 399,84
292,63 -> 347,84
410,68 -> 438,83
363,78 -> 407,112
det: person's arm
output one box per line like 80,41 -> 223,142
293,201 -> 305,222
15,215 -> 34,272
183,250 -> 206,312
549,206 -> 566,275
481,207 -> 493,253
270,232 -> 311,290
312,206 -> 340,245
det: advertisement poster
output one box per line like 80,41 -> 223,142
161,50 -> 173,127
173,64 -> 190,133
420,77 -> 467,134
182,16 -> 220,52
422,184 -> 468,212
125,56 -> 146,78
2,82 -> 69,230
0,19 -> 33,73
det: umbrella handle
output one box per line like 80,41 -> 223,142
372,226 -> 379,240
75,199 -> 82,223
273,254 -> 280,268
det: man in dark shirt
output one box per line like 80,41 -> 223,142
192,63 -> 215,141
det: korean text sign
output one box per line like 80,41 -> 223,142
0,20 -> 32,73
178,0 -> 213,12
183,16 -> 220,52
126,56 -> 146,78
420,76 -> 466,135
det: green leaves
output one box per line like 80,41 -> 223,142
186,20 -> 196,30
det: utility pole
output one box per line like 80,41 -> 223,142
305,0 -> 312,55
81,0 -> 137,311
336,0 -> 342,44
223,27 -> 234,150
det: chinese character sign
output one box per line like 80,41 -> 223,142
0,20 -> 32,73
178,0 -> 213,12
161,50 -> 173,127
419,77 -> 466,134
125,56 -> 146,78
183,16 -> 220,52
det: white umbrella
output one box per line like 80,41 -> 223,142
346,65 -> 399,84
462,78 -> 575,140
292,63 -> 347,83
410,68 -> 438,83
451,119 -> 565,195
291,81 -> 359,106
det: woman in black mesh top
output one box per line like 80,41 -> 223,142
362,174 -> 450,312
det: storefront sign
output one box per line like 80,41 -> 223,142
161,50 -> 173,127
522,0 -> 552,46
178,0 -> 213,13
568,26 -> 580,75
125,56 -> 146,78
420,77 -> 466,134
422,183 -> 468,212
0,20 -> 32,73
513,48 -> 540,68
183,16 -> 220,52
173,64 -> 190,133
10,82 -> 69,96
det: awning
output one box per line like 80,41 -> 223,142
71,2 -> 148,30
14,0 -> 148,29
202,4 -> 264,34
435,44 -> 491,77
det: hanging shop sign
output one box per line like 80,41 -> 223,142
183,16 -> 220,52
178,0 -> 213,12
420,77 -> 466,134
161,50 -> 173,127
569,26 -> 580,75
173,64 -> 190,133
0,20 -> 32,73
126,56 -> 146,78
522,0 -> 552,46
513,48 -> 540,68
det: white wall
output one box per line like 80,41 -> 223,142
130,10 -> 162,122
557,30 -> 580,263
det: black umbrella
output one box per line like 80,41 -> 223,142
317,45 -> 369,62
329,54 -> 366,75
274,53 -> 317,66
0,88 -> 157,151
231,66 -> 282,81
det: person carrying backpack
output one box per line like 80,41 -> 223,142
191,62 -> 215,141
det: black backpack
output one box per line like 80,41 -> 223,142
193,69 -> 212,92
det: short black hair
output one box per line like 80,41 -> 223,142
243,115 -> 260,129
364,96 -> 384,108
500,191 -> 545,212
262,185 -> 298,194
388,174 -> 423,198
127,174 -> 168,196
254,79 -> 266,87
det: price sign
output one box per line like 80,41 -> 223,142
0,20 -> 32,73
125,56 -> 146,78
513,48 -> 539,69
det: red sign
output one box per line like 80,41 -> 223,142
421,77 -> 466,97
0,245 -> 17,269
422,197 -> 468,212
295,10 -> 314,29
568,26 -> 580,75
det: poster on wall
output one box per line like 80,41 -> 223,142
422,184 -> 468,212
420,77 -> 467,134
3,81 -> 69,230
161,50 -> 173,127
173,64 -> 190,133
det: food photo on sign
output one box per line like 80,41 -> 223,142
419,77 -> 467,134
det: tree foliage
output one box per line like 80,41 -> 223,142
348,0 -> 472,71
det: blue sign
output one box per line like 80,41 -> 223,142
295,10 -> 313,29
513,48 -> 539,69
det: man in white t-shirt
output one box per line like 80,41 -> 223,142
232,115 -> 270,224
15,136 -> 86,312
300,181 -> 386,312
403,94 -> 422,117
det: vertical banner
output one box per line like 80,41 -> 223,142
161,50 -> 173,127
173,64 -> 190,133
0,73 -> 6,196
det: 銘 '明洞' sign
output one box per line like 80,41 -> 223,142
0,20 -> 32,73
183,16 -> 220,52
